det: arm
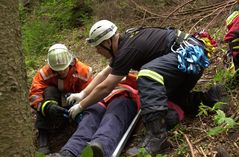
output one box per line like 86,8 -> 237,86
80,74 -> 125,109
83,65 -> 112,96
69,73 -> 125,119
29,71 -> 48,109
67,65 -> 112,104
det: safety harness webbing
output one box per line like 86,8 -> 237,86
137,69 -> 164,85
229,38 -> 239,50
176,30 -> 190,44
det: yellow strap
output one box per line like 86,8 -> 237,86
41,100 -> 58,116
197,37 -> 215,58
137,69 -> 164,85
232,38 -> 239,42
226,11 -> 239,26
233,45 -> 239,49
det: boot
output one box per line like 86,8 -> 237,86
166,109 -> 180,130
46,150 -> 75,157
37,129 -> 50,155
88,141 -> 104,157
202,85 -> 228,111
126,117 -> 171,156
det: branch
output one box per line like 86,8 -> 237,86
199,146 -> 207,157
184,134 -> 195,157
160,0 -> 196,26
130,0 -> 164,18
189,5 -> 223,33
203,0 -> 235,30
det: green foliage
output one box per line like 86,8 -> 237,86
214,108 -> 235,128
172,129 -> 188,156
20,0 -> 93,69
208,126 -> 225,136
70,0 -> 93,27
36,151 -> 45,157
22,19 -> 61,56
81,145 -> 93,157
135,148 -> 166,157
196,102 -> 237,136
176,143 -> 188,156
197,103 -> 211,117
208,110 -> 236,136
226,70 -> 239,89
213,68 -> 232,84
212,102 -> 226,110
197,101 -> 227,117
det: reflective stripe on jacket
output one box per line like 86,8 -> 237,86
29,58 -> 93,109
224,11 -> 239,42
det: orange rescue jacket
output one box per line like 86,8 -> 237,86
29,58 -> 93,109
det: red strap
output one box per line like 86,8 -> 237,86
118,84 -> 141,111
97,102 -> 107,109
167,101 -> 184,121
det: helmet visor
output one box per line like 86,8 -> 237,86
48,50 -> 73,71
86,27 -> 114,45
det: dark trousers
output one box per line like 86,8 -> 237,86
138,52 -> 204,122
62,97 -> 137,157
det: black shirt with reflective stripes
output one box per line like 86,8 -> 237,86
110,27 -> 176,76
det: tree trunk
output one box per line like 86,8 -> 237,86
0,0 -> 35,156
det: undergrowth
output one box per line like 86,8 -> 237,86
20,0 -> 93,69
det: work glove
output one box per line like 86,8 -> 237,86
47,105 -> 68,118
69,103 -> 84,120
39,100 -> 67,118
66,91 -> 86,105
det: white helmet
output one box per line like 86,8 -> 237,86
86,20 -> 117,46
47,44 -> 73,71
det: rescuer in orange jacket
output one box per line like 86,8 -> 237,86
29,43 -> 93,155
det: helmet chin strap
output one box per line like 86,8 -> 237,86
99,38 -> 115,58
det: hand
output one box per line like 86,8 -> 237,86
39,100 -> 67,118
69,103 -> 83,120
47,105 -> 67,117
66,91 -> 86,105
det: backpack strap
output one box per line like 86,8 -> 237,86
175,29 -> 190,44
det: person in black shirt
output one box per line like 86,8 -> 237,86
67,20 -> 226,155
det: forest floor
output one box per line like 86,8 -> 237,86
31,0 -> 239,156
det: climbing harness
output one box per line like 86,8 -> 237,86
172,40 -> 210,74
